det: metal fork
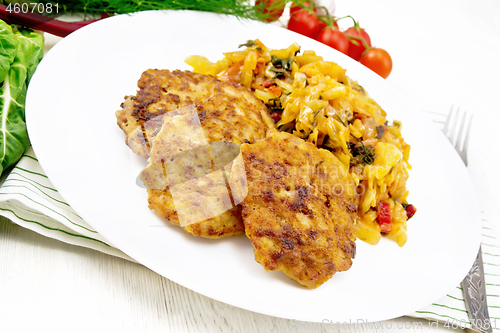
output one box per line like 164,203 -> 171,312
442,107 -> 491,333
442,106 -> 473,166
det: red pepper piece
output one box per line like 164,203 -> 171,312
377,201 -> 392,233
405,204 -> 417,219
262,79 -> 274,88
268,85 -> 282,97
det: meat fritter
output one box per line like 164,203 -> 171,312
117,70 -> 275,238
139,105 -> 212,191
147,188 -> 243,238
139,106 -> 243,237
116,69 -> 275,158
240,132 -> 359,288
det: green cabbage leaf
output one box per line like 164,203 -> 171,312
0,22 -> 44,175
0,21 -> 18,84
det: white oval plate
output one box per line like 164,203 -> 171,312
26,10 -> 481,323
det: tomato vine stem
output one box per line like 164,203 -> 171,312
344,34 -> 371,50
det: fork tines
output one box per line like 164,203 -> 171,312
443,106 -> 472,166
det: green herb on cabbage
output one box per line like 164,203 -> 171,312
0,20 -> 44,176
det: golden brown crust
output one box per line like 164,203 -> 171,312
117,70 -> 274,239
184,206 -> 244,238
116,70 -> 214,135
147,188 -> 244,238
116,69 -> 275,157
241,132 -> 358,288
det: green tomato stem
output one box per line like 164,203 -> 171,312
294,0 -> 315,12
344,34 -> 371,50
293,0 -> 336,30
342,15 -> 359,28
315,6 -> 335,28
334,15 -> 354,22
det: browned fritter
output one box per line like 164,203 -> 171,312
116,69 -> 275,158
240,132 -> 359,288
139,109 -> 244,238
147,188 -> 243,238
116,70 -> 275,238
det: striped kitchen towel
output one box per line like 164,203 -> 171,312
409,219 -> 500,331
0,147 -> 133,261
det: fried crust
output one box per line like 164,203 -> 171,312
117,70 -> 274,238
241,132 -> 358,288
147,188 -> 244,238
116,69 -> 274,158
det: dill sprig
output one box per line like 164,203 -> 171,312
348,134 -> 375,166
301,109 -> 322,139
36,0 -> 294,22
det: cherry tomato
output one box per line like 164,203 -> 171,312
315,27 -> 349,55
290,0 -> 336,16
315,19 -> 338,35
330,20 -> 339,29
288,7 -> 323,39
316,20 -> 327,35
290,1 -> 312,15
360,47 -> 393,79
344,26 -> 371,61
255,0 -> 286,22
291,2 -> 338,29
